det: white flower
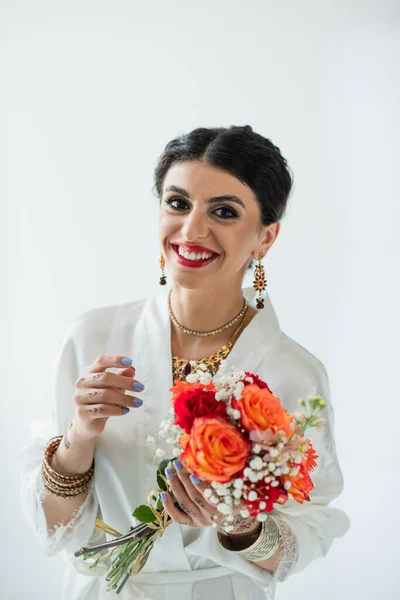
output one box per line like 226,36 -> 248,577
268,462 -> 276,472
252,444 -> 261,454
233,489 -> 243,499
259,501 -> 266,510
155,448 -> 166,458
231,409 -> 241,420
245,376 -> 254,384
233,478 -> 244,489
274,468 -> 282,476
284,481 -> 292,490
249,456 -> 263,471
240,508 -> 250,518
269,448 -> 279,458
243,467 -> 252,478
199,363 -> 208,371
233,499 -> 241,505
270,480 -> 279,487
215,389 -> 232,401
199,372 -> 212,385
209,495 -> 220,504
248,490 -> 258,501
256,513 -> 268,522
227,515 -> 235,522
204,489 -> 213,498
186,373 -> 199,383
217,503 -> 231,515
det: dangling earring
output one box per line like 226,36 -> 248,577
159,253 -> 167,285
253,253 -> 267,309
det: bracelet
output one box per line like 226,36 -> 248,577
41,435 -> 95,498
217,517 -> 281,562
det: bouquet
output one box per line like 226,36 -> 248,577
75,359 -> 327,594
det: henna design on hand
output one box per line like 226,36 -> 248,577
91,374 -> 103,381
88,391 -> 99,397
88,406 -> 102,413
229,515 -> 260,534
64,421 -> 73,449
195,497 -> 206,509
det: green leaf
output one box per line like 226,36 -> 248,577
132,505 -> 156,523
157,473 -> 168,491
157,458 -> 171,475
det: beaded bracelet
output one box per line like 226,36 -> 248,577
217,517 -> 281,562
41,435 -> 95,498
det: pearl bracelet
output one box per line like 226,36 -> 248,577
217,517 -> 281,562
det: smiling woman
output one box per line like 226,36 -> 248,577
20,124 -> 349,600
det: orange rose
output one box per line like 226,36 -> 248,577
179,417 -> 250,483
232,384 -> 293,435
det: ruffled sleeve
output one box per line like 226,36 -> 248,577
20,321 -> 100,557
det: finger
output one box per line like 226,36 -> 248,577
86,354 -> 136,374
75,388 -> 144,409
173,462 -> 216,517
160,492 -> 194,527
77,370 -> 145,394
76,403 -> 131,419
165,466 -> 204,523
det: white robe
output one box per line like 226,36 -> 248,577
20,285 -> 350,600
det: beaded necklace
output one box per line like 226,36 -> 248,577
171,304 -> 249,381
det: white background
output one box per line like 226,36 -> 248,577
1,1 -> 399,598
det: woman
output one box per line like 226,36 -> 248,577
21,125 -> 349,600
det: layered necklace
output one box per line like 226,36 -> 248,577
168,289 -> 249,380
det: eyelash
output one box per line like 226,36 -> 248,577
164,197 -> 239,220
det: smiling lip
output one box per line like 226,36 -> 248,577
171,244 -> 219,269
171,242 -> 219,255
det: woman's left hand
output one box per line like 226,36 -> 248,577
161,459 -> 259,535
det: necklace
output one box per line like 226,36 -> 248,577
171,303 -> 249,381
168,289 -> 248,337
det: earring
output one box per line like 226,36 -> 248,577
159,253 -> 167,285
253,253 -> 267,309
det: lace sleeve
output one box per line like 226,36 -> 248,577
20,429 -> 100,557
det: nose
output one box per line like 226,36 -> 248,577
180,206 -> 209,241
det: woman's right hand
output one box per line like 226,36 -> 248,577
72,354 -> 144,440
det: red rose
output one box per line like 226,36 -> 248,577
243,371 -> 271,391
243,480 -> 287,516
173,389 -> 228,433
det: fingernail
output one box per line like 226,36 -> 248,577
132,398 -> 143,407
165,467 -> 174,479
161,492 -> 167,502
133,382 -> 145,391
121,357 -> 133,366
190,474 -> 200,484
122,407 -> 130,414
173,459 -> 183,472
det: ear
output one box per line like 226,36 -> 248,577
259,222 -> 280,256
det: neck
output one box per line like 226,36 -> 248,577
169,282 -> 254,357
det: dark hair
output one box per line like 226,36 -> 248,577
153,125 -> 293,269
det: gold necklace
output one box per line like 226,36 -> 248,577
171,304 -> 249,381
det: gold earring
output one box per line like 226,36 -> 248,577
253,253 -> 267,309
159,253 -> 167,285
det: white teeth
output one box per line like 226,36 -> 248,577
177,246 -> 214,261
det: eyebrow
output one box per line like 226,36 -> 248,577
163,185 -> 246,209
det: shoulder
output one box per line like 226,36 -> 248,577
262,332 -> 330,410
63,295 -> 149,346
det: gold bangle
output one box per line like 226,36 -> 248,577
218,518 -> 281,562
41,435 -> 94,498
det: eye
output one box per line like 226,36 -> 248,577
164,197 -> 239,220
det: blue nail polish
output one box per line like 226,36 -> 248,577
165,467 -> 174,479
121,357 -> 133,366
133,382 -> 145,391
190,474 -> 200,484
173,459 -> 183,472
161,492 -> 167,502
122,407 -> 130,414
132,398 -> 143,407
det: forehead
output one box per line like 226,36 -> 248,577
162,161 -> 254,201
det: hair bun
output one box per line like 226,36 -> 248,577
243,125 -> 253,133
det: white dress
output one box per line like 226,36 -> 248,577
20,286 -> 350,600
